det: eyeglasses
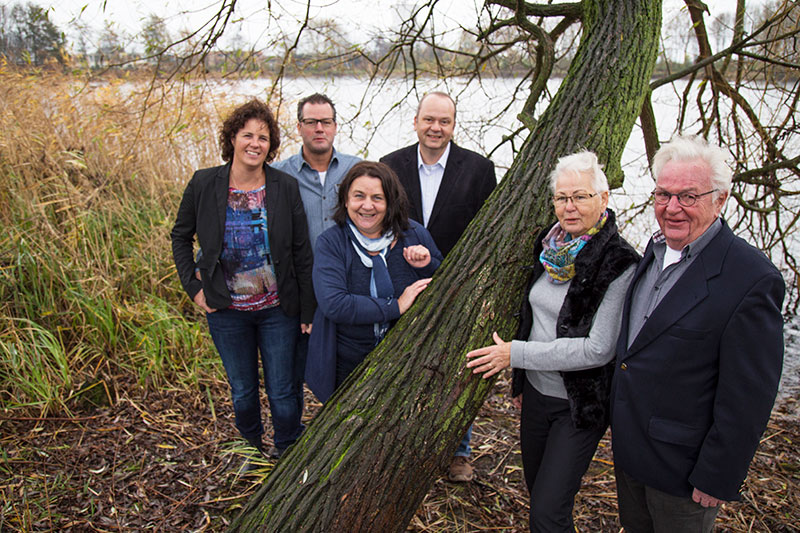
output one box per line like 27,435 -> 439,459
299,118 -> 335,128
552,193 -> 597,207
652,189 -> 717,207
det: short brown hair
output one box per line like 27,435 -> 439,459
297,93 -> 336,122
333,161 -> 410,237
219,99 -> 280,163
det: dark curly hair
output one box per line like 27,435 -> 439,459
219,99 -> 280,163
333,161 -> 410,237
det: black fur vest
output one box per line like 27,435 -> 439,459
511,209 -> 640,430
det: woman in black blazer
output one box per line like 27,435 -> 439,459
171,100 -> 314,463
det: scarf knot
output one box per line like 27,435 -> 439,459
539,210 -> 608,283
346,220 -> 395,341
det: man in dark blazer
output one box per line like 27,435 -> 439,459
380,92 -> 496,257
381,91 -> 496,482
611,136 -> 785,532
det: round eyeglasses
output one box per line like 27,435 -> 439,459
652,189 -> 718,207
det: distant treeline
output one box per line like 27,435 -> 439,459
1,1 -> 796,83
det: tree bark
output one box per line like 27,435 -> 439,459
228,0 -> 661,530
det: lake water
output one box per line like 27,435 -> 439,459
213,75 -> 799,397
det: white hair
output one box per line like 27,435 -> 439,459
652,135 -> 732,199
549,150 -> 609,194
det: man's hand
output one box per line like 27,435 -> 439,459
692,487 -> 722,508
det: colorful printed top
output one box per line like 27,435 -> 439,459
220,186 -> 280,311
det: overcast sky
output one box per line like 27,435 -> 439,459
33,0 -> 752,53
37,0 -> 482,51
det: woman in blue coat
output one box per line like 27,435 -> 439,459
306,161 -> 442,402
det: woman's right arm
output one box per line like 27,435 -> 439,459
509,266 -> 636,371
313,231 -> 403,326
170,176 -> 203,301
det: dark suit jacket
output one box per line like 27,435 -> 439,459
171,163 -> 315,323
380,142 -> 496,256
611,221 -> 784,501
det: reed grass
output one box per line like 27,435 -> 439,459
0,67 -> 235,415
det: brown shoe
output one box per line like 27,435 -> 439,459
448,456 -> 474,482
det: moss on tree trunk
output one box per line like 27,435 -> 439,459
229,0 -> 661,530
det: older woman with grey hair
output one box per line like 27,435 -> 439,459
466,151 -> 640,532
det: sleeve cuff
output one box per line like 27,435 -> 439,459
510,340 -> 526,369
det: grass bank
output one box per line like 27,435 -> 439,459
1,69 -> 797,532
0,68 -> 228,416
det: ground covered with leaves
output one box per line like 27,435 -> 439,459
2,374 -> 798,532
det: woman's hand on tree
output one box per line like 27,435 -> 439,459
397,278 -> 432,314
403,245 -> 431,268
465,332 -> 511,378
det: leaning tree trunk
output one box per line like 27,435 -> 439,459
229,1 -> 661,530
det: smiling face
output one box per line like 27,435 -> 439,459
346,175 -> 387,238
298,102 -> 337,157
231,118 -> 270,170
553,170 -> 609,237
413,94 -> 455,159
655,159 -> 727,250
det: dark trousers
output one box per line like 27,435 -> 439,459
520,378 -> 606,533
615,465 -> 719,533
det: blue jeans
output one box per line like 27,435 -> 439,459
206,306 -> 304,450
294,332 -> 309,415
455,425 -> 472,457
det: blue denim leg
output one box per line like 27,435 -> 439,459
294,332 -> 309,416
206,307 -> 303,450
254,307 -> 303,449
455,424 -> 473,457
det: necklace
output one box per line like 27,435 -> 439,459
229,170 -> 265,191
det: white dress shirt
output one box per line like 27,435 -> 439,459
416,142 -> 451,227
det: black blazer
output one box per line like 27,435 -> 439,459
380,142 -> 496,256
171,163 -> 315,323
611,221 -> 784,501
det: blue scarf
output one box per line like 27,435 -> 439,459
347,220 -> 395,341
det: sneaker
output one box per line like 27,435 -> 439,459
448,456 -> 474,482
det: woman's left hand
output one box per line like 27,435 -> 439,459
301,323 -> 312,335
403,245 -> 431,268
466,332 -> 511,379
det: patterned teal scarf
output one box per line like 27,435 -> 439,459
539,210 -> 608,284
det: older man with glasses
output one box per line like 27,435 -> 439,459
611,135 -> 785,532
